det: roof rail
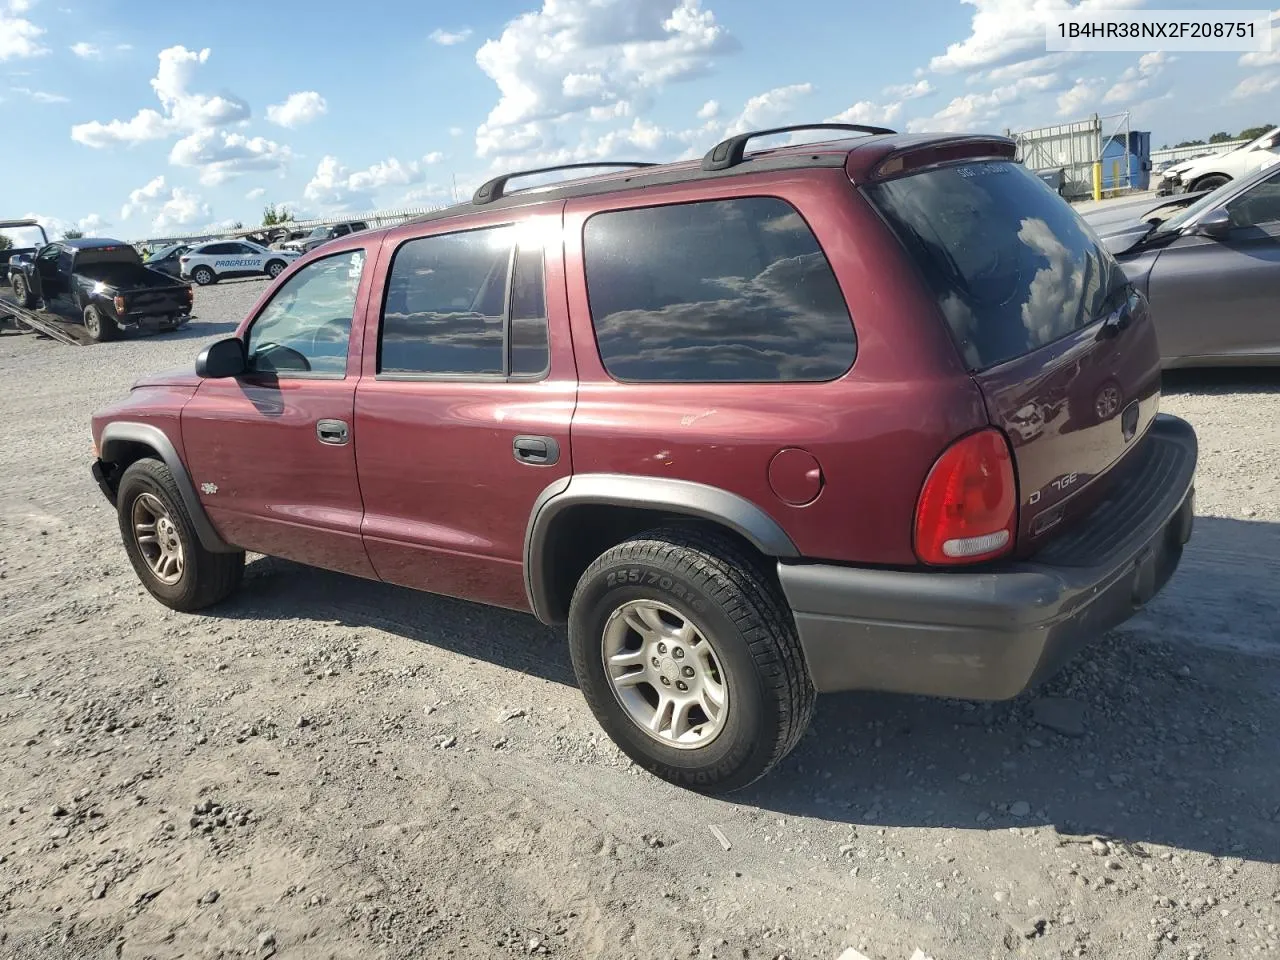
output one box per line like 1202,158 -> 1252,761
701,123 -> 896,172
473,162 -> 658,205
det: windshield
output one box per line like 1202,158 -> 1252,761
867,160 -> 1130,371
150,244 -> 184,259
1154,176 -> 1242,235
308,227 -> 328,238
1239,126 -> 1280,152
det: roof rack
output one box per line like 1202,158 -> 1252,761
701,123 -> 896,172
473,161 -> 659,205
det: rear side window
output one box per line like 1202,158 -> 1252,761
378,224 -> 549,378
866,160 -> 1129,371
583,197 -> 855,382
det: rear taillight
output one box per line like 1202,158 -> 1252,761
914,428 -> 1017,565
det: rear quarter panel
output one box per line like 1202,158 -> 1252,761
563,170 -> 988,566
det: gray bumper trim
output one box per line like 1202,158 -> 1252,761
778,414 -> 1198,701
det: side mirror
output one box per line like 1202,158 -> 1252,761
1191,207 -> 1231,239
196,336 -> 247,378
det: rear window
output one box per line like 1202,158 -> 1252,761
583,197 -> 855,383
867,160 -> 1129,371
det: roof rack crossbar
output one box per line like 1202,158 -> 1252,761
473,161 -> 658,205
701,123 -> 896,172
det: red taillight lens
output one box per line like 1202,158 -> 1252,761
113,295 -> 126,315
914,428 -> 1017,565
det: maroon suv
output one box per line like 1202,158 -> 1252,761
90,124 -> 1198,792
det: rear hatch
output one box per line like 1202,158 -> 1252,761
866,159 -> 1162,554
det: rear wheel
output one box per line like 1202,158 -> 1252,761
567,525 -> 815,793
83,304 -> 118,342
116,458 -> 244,611
191,266 -> 216,286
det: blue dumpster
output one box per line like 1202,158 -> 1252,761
1101,131 -> 1152,191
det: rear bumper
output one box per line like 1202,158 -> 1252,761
778,414 -> 1197,701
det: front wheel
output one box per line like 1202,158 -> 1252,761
191,266 -> 216,286
265,259 -> 286,279
568,526 -> 816,793
116,458 -> 244,611
1192,174 -> 1230,192
11,274 -> 33,309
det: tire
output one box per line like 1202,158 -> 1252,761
265,259 -> 286,279
1191,174 -> 1229,192
83,304 -> 118,343
11,274 -> 32,309
115,458 -> 244,612
191,266 -> 216,286
567,525 -> 815,793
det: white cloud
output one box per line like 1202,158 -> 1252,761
828,99 -> 903,128
430,27 -> 473,46
977,52 -> 1079,85
170,129 -> 292,185
0,6 -> 47,60
1057,77 -> 1102,116
423,150 -> 444,164
449,126 -> 463,136
77,213 -> 109,234
883,79 -> 934,101
152,187 -> 210,232
474,0 -> 737,158
70,41 -> 100,59
304,154 -> 431,207
266,90 -> 327,128
10,85 -> 68,103
697,99 -> 720,120
246,187 -> 266,200
724,83 -> 813,136
1104,51 -> 1171,104
930,0 -> 1141,73
1233,70 -> 1280,99
908,73 -> 1062,133
70,45 -> 250,149
71,108 -> 169,147
120,174 -> 167,220
1241,49 -> 1280,67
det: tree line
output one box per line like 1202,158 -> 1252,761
1161,124 -> 1274,150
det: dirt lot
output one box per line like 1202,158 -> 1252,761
1,279 -> 1278,960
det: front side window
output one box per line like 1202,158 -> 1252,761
1226,168 -> 1280,228
378,223 -> 550,378
583,197 -> 855,382
245,250 -> 366,377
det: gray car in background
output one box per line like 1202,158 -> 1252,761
1085,160 -> 1280,368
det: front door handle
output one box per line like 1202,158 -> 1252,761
513,435 -> 560,466
316,419 -> 350,445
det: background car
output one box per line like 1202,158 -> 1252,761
1158,126 -> 1280,195
178,240 -> 301,286
280,221 -> 369,254
142,243 -> 190,278
1085,159 -> 1280,367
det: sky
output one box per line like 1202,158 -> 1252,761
2,0 -> 1278,241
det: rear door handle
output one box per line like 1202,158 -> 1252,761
513,435 -> 559,466
316,419 -> 350,445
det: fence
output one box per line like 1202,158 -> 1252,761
1150,138 -> 1246,168
138,203 -> 450,249
1005,113 -> 1146,199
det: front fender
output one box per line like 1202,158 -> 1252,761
98,421 -> 237,553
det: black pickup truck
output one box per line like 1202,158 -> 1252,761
9,238 -> 193,342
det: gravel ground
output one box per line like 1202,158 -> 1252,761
1,278 -> 1278,960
